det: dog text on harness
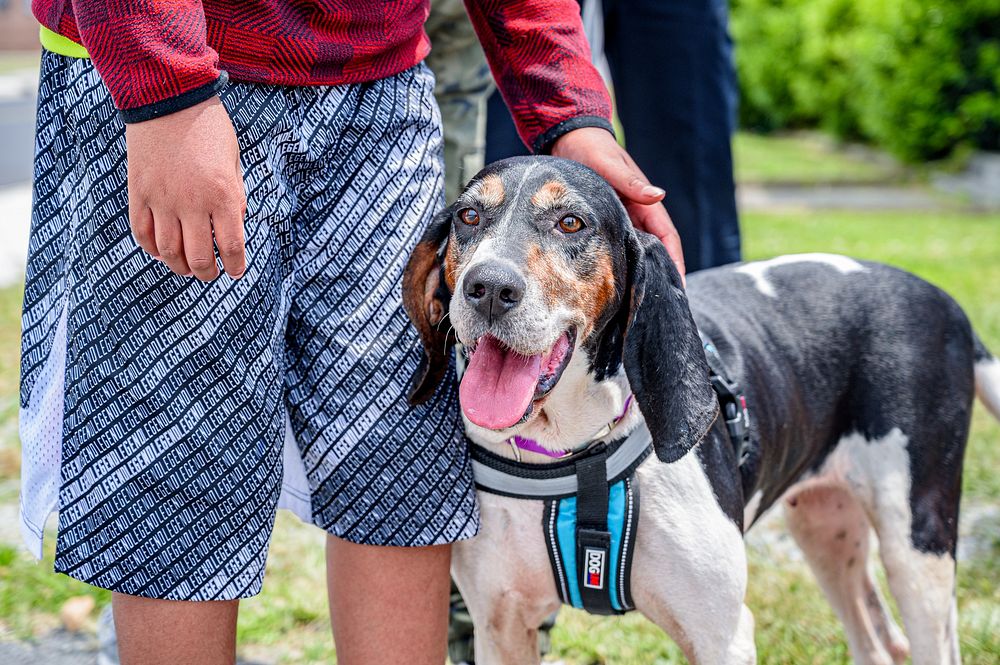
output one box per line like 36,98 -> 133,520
583,547 -> 606,589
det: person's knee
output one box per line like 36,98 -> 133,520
326,538 -> 452,664
326,535 -> 452,576
112,592 -> 238,665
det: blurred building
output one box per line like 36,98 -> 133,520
0,0 -> 38,51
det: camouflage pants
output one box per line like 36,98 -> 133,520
426,0 -> 495,203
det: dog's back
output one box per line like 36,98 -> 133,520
688,254 -> 979,527
683,253 -> 992,663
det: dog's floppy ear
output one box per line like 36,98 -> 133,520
623,231 -> 719,462
402,206 -> 455,405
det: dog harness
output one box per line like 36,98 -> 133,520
470,416 -> 652,615
468,333 -> 751,616
699,332 -> 752,466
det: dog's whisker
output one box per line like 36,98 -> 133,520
442,324 -> 455,356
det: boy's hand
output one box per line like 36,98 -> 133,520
551,127 -> 686,282
126,96 -> 247,281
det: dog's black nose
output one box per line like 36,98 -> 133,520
463,262 -> 525,320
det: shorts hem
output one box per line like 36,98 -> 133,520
18,498 -> 50,559
50,564 -> 266,602
317,512 -> 481,549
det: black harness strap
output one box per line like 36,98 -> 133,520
700,332 -> 752,467
573,446 -> 616,615
534,437 -> 647,615
469,425 -> 653,500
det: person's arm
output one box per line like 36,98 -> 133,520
72,0 -> 225,121
462,0 -> 612,154
464,0 -> 685,279
71,1 -> 246,280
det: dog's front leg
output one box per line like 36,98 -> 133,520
459,584 -> 550,665
451,496 -> 561,665
632,454 -> 757,665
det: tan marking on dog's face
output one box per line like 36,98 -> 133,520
530,180 -> 569,209
585,252 -> 618,327
472,173 -> 505,209
524,244 -> 617,339
443,228 -> 488,295
444,231 -> 461,292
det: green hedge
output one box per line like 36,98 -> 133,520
731,0 -> 1000,161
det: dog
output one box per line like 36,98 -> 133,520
402,156 -> 1000,664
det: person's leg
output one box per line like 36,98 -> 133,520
19,52 -> 297,664
603,0 -> 742,271
327,538 -> 452,664
112,594 -> 239,665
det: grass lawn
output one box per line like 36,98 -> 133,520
734,132 -> 903,186
0,210 -> 998,663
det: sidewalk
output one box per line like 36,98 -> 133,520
0,68 -> 37,103
0,61 -> 38,286
737,183 -> 950,212
0,630 -> 98,665
0,184 -> 31,288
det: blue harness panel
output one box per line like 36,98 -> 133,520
543,476 -> 640,614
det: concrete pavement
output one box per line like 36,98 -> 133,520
736,183 -> 952,212
0,66 -> 35,289
0,184 -> 31,287
0,630 -> 99,665
0,67 -> 37,188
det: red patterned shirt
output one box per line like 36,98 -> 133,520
32,0 -> 612,153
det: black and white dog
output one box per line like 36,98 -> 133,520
402,156 -> 1000,665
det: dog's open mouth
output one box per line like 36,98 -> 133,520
459,329 -> 576,430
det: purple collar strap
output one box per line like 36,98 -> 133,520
507,395 -> 634,462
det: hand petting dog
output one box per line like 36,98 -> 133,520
552,127 -> 686,282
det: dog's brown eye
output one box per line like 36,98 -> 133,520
558,215 -> 584,234
459,208 -> 480,226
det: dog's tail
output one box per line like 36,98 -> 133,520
975,335 -> 1000,421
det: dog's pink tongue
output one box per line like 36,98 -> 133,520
460,336 -> 542,430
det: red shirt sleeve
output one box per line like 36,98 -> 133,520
463,0 -> 614,154
71,1 -> 226,122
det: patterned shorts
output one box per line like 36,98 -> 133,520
18,52 -> 478,601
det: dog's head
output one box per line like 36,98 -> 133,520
403,156 -> 717,462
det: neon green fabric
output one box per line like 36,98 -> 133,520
39,26 -> 90,59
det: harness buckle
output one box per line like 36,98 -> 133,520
710,374 -> 752,466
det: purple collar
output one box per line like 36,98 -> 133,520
507,395 -> 634,461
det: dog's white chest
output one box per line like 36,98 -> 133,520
452,493 -> 562,622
